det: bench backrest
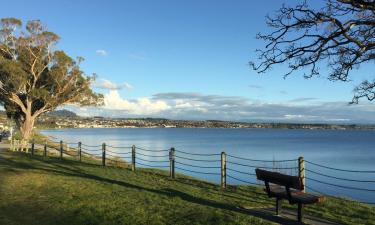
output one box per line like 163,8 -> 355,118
255,168 -> 302,190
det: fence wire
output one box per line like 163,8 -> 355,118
17,139 -> 375,205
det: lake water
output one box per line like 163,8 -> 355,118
41,128 -> 375,204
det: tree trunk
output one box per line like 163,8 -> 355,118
19,114 -> 35,152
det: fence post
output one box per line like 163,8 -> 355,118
44,141 -> 47,157
60,140 -> 63,160
221,151 -> 227,189
169,147 -> 175,179
102,143 -> 106,167
78,142 -> 82,162
31,139 -> 35,156
298,156 -> 305,192
131,145 -> 136,171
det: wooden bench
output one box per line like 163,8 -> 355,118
255,168 -> 325,223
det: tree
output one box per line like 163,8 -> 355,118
250,0 -> 374,103
0,18 -> 103,145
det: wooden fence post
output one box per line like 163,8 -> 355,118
31,139 -> 35,156
169,148 -> 175,179
60,140 -> 63,160
44,141 -> 47,157
298,156 -> 305,192
221,151 -> 227,189
78,142 -> 82,162
102,143 -> 106,167
131,145 -> 136,171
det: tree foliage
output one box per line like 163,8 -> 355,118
250,0 -> 374,103
0,18 -> 103,141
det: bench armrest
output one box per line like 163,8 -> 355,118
265,181 -> 271,197
285,185 -> 293,204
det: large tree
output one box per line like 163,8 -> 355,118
0,18 -> 103,144
250,0 -> 374,103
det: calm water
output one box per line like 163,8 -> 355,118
41,128 -> 375,204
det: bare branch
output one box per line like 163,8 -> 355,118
250,0 -> 375,102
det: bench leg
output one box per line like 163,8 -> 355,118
276,198 -> 282,215
297,203 -> 304,223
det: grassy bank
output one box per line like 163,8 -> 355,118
0,150 -> 374,225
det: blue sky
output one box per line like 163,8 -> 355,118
2,0 -> 375,123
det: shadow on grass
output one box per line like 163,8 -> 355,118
0,197 -> 107,225
0,151 -> 339,225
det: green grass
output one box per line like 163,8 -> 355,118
0,150 -> 374,225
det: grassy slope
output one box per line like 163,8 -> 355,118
0,150 -> 374,225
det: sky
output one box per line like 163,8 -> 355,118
2,0 -> 375,123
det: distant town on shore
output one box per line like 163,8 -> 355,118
26,110 -> 375,130
1,109 -> 375,131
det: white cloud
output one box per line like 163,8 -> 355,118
96,49 -> 108,56
65,91 -> 375,124
123,82 -> 133,90
94,79 -> 133,91
103,90 -> 170,114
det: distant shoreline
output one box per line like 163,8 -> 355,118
38,126 -> 375,131
35,112 -> 375,131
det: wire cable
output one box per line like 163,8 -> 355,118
65,142 -> 78,145
306,177 -> 375,192
306,160 -> 375,173
136,152 -> 169,158
136,162 -> 169,168
106,152 -> 131,159
227,167 -> 256,176
228,154 -> 297,162
227,175 -> 262,186
227,161 -> 297,170
81,147 -> 102,152
136,146 -> 169,152
137,157 -> 169,163
106,145 -> 132,149
176,166 -> 221,175
81,143 -> 102,148
175,149 -> 221,156
306,169 -> 375,183
106,149 -> 131,155
175,161 -> 221,169
81,150 -> 102,157
175,155 -> 221,162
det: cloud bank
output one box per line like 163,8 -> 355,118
103,90 -> 169,114
67,91 -> 375,124
94,79 -> 133,91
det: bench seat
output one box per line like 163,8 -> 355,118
267,185 -> 325,204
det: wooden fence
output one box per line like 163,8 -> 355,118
9,138 -> 375,205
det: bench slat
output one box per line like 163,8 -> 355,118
266,183 -> 325,204
256,168 -> 302,190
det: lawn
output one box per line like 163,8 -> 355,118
0,150 -> 374,225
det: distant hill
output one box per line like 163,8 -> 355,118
45,109 -> 78,118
